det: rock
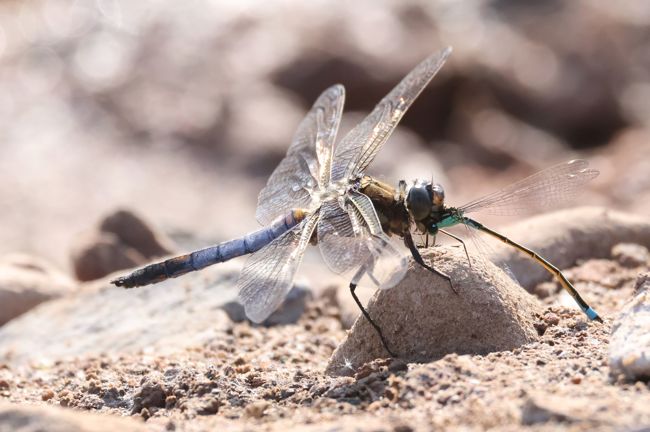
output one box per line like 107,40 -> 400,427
99,209 -> 174,259
489,207 -> 650,291
0,401 -> 146,432
609,273 -> 650,381
71,209 -> 175,282
611,243 -> 649,268
71,232 -> 145,282
0,254 -> 75,325
326,247 -> 541,376
222,285 -> 312,326
521,394 -> 591,425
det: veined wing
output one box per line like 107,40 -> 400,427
318,192 -> 408,289
330,47 -> 451,183
459,159 -> 599,216
256,85 -> 345,226
238,211 -> 320,323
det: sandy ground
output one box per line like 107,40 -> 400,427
1,251 -> 648,431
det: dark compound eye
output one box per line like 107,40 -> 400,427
406,181 -> 433,221
431,183 -> 445,208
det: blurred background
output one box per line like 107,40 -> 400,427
1,0 -> 649,276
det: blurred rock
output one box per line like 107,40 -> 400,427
609,273 -> 650,381
489,207 -> 650,291
521,394 -> 589,425
71,209 -> 175,282
99,209 -> 174,259
0,254 -> 75,325
222,285 -> 312,326
611,243 -> 649,268
326,247 -> 541,376
71,232 -> 145,282
0,401 -> 146,432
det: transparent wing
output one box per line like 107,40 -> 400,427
364,233 -> 409,290
459,159 -> 599,216
256,85 -> 345,225
330,47 -> 451,183
238,211 -> 319,323
318,193 -> 408,288
318,191 -> 383,274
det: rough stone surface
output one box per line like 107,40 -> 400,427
71,210 -> 175,282
326,247 -> 541,376
0,254 -> 76,325
609,273 -> 650,381
489,207 -> 650,291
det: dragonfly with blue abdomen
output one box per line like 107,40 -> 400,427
112,47 -> 601,357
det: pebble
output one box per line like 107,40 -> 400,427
609,273 -> 650,380
611,243 -> 649,268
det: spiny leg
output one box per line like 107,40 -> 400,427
439,229 -> 472,268
349,266 -> 396,357
404,232 -> 457,295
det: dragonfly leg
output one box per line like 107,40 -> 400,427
439,229 -> 472,269
404,233 -> 458,295
349,267 -> 397,357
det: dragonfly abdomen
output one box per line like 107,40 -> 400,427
111,209 -> 305,289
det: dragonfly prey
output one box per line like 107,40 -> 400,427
112,47 -> 602,356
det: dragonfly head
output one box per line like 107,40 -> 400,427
405,179 -> 446,223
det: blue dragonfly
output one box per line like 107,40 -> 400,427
112,47 -> 601,356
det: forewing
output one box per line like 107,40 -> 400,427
256,85 -> 345,225
238,211 -> 319,323
459,159 -> 599,216
330,47 -> 451,182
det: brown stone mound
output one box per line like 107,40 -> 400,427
326,247 -> 541,376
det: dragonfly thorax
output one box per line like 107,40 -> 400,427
405,179 -> 445,223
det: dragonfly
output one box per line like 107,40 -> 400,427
112,47 -> 601,357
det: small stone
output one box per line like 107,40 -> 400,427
570,375 -> 582,384
543,313 -> 560,326
609,274 -> 650,381
522,394 -> 583,424
244,401 -> 269,418
612,243 -> 649,268
164,395 -> 177,409
196,397 -> 221,415
71,232 -> 144,282
70,209 -> 175,282
131,378 -> 166,414
41,389 -> 55,401
99,210 -> 174,258
533,282 -> 556,299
